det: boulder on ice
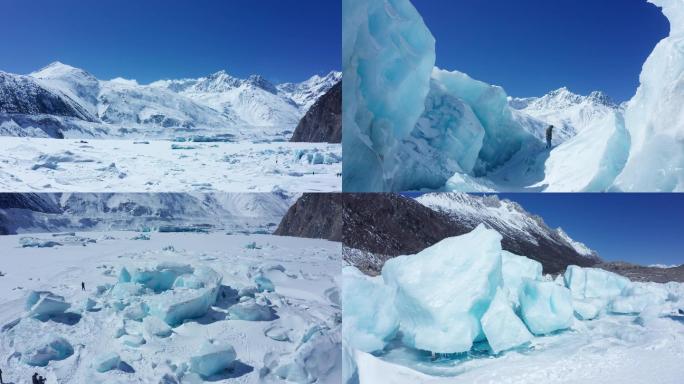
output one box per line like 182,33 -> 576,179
25,291 -> 71,318
189,342 -> 237,378
519,279 -> 573,335
342,266 -> 398,353
382,224 -> 502,353
20,335 -> 74,366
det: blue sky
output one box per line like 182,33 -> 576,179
407,193 -> 683,266
412,0 -> 669,101
0,0 -> 340,84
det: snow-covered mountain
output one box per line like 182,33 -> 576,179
0,62 -> 339,139
510,87 -> 620,143
0,192 -> 296,235
416,193 -> 600,265
277,71 -> 342,112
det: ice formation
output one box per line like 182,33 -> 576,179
342,267 -> 398,353
114,263 -> 222,326
381,224 -> 502,353
480,289 -> 533,354
518,279 -> 573,335
342,0 -> 436,191
343,0 -> 684,192
343,225 -> 684,381
94,352 -> 121,373
615,0 -> 684,191
25,291 -> 71,318
189,342 -> 237,378
20,336 -> 74,367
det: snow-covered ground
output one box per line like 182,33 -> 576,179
354,314 -> 684,384
343,226 -> 684,384
0,137 -> 341,192
0,232 -> 341,383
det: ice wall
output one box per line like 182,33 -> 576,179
394,79 -> 486,191
614,0 -> 684,191
343,0 -> 436,191
431,69 -> 535,175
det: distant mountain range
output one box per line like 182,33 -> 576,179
0,62 -> 340,140
510,87 -> 620,144
0,192 -> 295,235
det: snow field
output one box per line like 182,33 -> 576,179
0,137 -> 341,192
0,232 -> 342,383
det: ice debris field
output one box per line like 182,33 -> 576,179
343,0 -> 684,192
0,232 -> 341,383
0,137 -> 341,192
343,225 -> 684,384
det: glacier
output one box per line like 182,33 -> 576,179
343,0 -> 684,192
342,226 -> 684,382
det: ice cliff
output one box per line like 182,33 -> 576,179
343,0 -> 684,192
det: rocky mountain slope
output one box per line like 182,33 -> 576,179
274,193 -> 342,241
291,81 -> 342,143
342,193 -> 600,275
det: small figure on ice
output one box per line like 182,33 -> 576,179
546,125 -> 554,149
32,373 -> 39,384
0,367 -> 3,384
81,281 -> 85,291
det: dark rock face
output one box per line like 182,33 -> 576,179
0,193 -> 63,235
274,193 -> 342,241
596,262 -> 684,283
0,72 -> 92,120
0,193 -> 61,213
290,81 -> 341,143
342,193 -> 598,275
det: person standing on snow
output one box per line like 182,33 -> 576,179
81,281 -> 85,291
32,373 -> 39,384
0,367 -> 3,384
546,125 -> 554,149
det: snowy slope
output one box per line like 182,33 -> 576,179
510,88 -> 619,143
278,71 -> 342,113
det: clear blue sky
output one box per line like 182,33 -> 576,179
407,193 -> 683,266
0,0 -> 340,84
413,0 -> 669,101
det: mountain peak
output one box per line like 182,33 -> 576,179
246,74 -> 277,94
32,61 -> 93,79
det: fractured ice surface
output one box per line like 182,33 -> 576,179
382,224 -> 502,353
